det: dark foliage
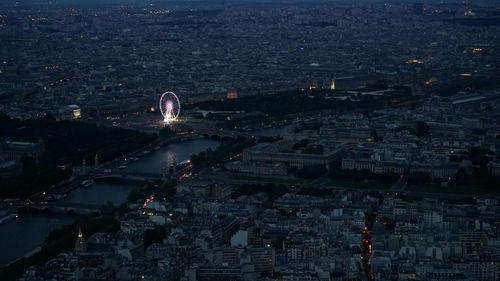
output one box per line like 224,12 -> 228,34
143,226 -> 166,250
451,167 -> 500,191
0,217 -> 120,281
296,164 -> 327,179
415,121 -> 430,138
188,89 -> 407,118
159,126 -> 175,138
292,139 -> 309,150
0,114 -> 156,197
127,179 -> 177,203
449,147 -> 492,167
302,145 -> 323,155
406,172 -> 438,185
190,136 -> 254,168
297,187 -> 333,197
0,114 -> 156,165
329,169 -> 399,184
0,157 -> 70,197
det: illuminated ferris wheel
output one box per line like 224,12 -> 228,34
159,91 -> 181,124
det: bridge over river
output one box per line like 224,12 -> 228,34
78,169 -> 163,182
30,202 -> 103,215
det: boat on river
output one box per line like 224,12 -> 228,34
81,179 -> 94,187
0,214 -> 18,225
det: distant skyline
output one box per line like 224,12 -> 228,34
3,0 -> 500,8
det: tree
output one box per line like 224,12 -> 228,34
415,121 -> 430,138
143,226 -> 166,249
190,136 -> 255,168
468,147 -> 491,167
157,179 -> 178,200
302,145 -> 323,154
407,172 -> 434,185
297,187 -> 332,196
99,202 -> 130,217
296,165 -> 327,179
159,126 -> 174,138
0,217 -> 120,281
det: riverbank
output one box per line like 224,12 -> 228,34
0,138 -> 221,267
0,216 -> 121,281
0,124 -> 289,267
0,213 -> 75,267
6,247 -> 41,267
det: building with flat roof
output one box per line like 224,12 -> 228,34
242,141 -> 345,170
0,156 -> 22,178
224,161 -> 288,176
0,139 -> 45,161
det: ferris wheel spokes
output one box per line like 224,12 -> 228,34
159,91 -> 180,124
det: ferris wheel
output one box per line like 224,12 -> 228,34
159,91 -> 181,124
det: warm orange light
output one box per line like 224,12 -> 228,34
227,91 -> 238,99
425,77 -> 437,85
406,59 -> 423,64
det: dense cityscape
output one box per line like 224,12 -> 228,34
0,0 -> 499,280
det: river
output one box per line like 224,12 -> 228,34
0,138 -> 219,267
0,125 -> 290,267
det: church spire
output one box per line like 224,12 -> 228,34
74,225 -> 86,254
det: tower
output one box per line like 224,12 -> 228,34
74,225 -> 86,254
330,79 -> 336,90
162,162 -> 169,181
171,156 -> 176,175
94,154 -> 99,168
82,159 -> 86,174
